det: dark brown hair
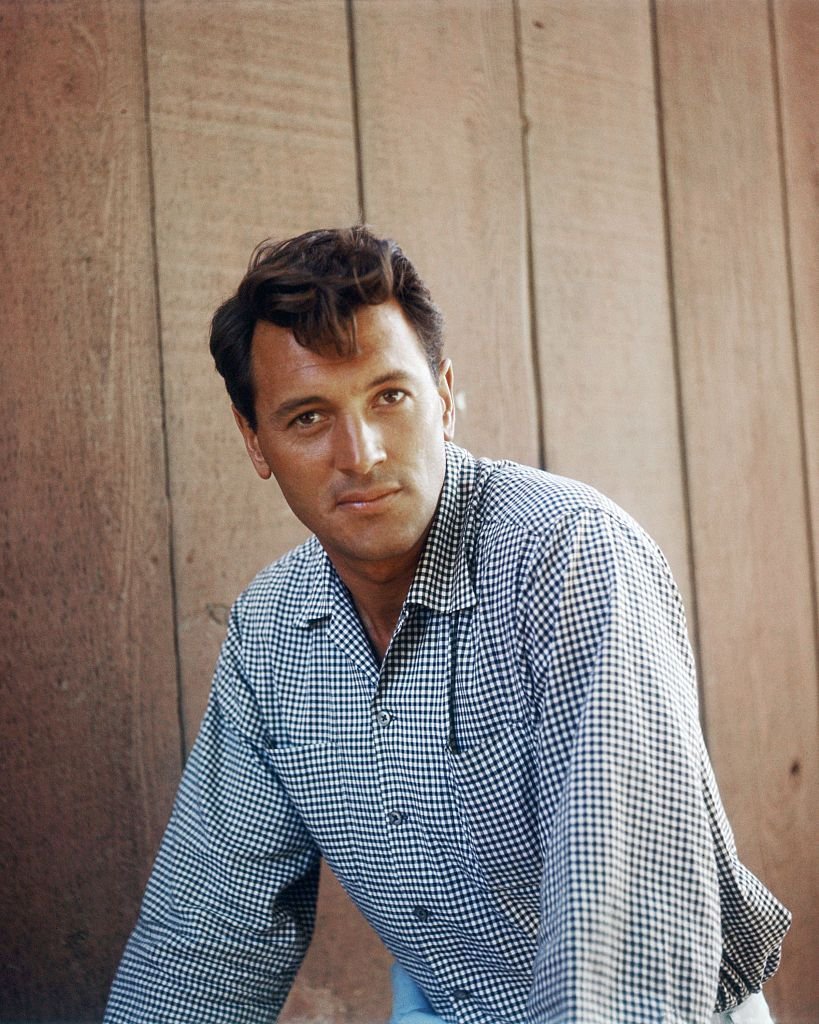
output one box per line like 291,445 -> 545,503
209,226 -> 444,430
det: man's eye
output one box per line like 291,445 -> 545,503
379,389 -> 406,405
293,411 -> 322,427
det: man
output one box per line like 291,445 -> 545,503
105,227 -> 789,1024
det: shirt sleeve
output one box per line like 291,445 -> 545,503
104,599 -> 321,1023
522,507 -> 724,1024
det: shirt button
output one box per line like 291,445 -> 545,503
452,989 -> 473,1002
412,905 -> 431,922
376,709 -> 394,727
387,810 -> 408,825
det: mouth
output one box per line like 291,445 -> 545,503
336,488 -> 400,510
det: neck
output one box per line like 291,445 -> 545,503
331,551 -> 422,662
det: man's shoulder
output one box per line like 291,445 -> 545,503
467,456 -> 677,609
233,535 -> 320,624
471,454 -> 628,540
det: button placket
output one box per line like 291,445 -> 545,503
372,612 -> 434,881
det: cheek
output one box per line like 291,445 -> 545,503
268,452 -> 322,502
266,434 -> 323,473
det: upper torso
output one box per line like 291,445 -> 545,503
221,443 -> 789,1023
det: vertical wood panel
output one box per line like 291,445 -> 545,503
519,0 -> 693,613
655,2 -> 819,1018
144,0 -> 361,743
354,0 -> 539,467
0,1 -> 181,1017
143,4 -> 389,1021
774,0 -> 819,631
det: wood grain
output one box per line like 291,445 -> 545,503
655,1 -> 819,1018
519,0 -> 693,613
354,0 -> 540,467
0,1 -> 181,1016
143,3 -> 390,1020
143,0 -> 361,743
774,0 -> 819,636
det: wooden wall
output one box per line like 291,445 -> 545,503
0,1 -> 816,1021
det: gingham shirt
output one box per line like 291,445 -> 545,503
105,444 -> 790,1024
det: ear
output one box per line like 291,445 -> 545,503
232,406 -> 272,480
437,359 -> 456,441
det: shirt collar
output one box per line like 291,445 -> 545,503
405,442 -> 478,614
296,537 -> 339,625
297,443 -> 478,626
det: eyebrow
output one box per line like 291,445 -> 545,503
272,370 -> 416,421
273,394 -> 324,419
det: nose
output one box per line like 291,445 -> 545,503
333,414 -> 386,475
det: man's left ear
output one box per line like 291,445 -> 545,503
438,359 -> 455,441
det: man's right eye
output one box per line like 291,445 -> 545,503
292,410 -> 323,428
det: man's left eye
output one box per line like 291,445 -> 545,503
379,389 -> 406,405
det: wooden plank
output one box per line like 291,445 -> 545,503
353,0 -> 540,468
143,3 -> 388,1021
519,0 -> 693,613
144,0 -> 361,743
655,1 -> 819,1018
775,0 -> 819,634
0,1 -> 181,1017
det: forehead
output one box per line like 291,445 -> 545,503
250,300 -> 430,391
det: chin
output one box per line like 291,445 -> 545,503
338,529 -> 425,565
348,541 -> 416,563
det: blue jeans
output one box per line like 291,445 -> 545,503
389,962 -> 775,1024
712,992 -> 775,1023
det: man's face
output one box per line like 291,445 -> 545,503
234,300 -> 455,582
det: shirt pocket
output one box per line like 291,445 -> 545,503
445,722 -> 541,893
267,741 -> 359,889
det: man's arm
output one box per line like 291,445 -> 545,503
104,600 -> 321,1023
523,508 -> 725,1023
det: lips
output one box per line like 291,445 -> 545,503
336,488 -> 399,508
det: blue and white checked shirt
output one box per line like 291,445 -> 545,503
106,444 -> 790,1024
